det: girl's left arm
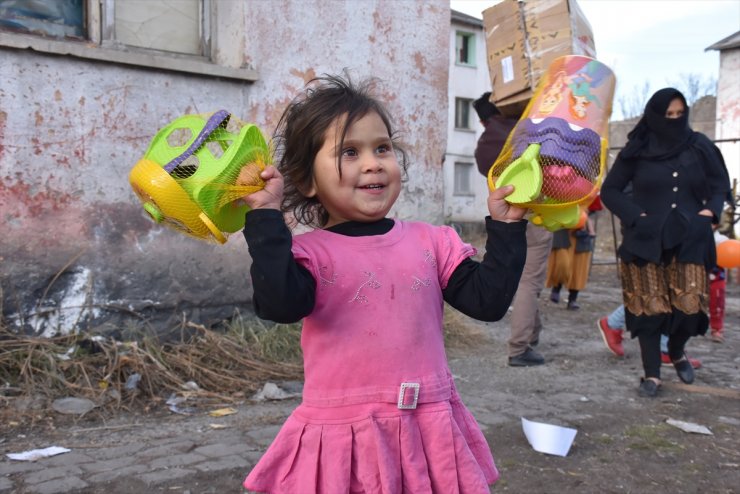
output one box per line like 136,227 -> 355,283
442,218 -> 527,321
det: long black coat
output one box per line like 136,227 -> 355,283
601,133 -> 729,267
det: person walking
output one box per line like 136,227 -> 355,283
473,93 -> 551,366
600,87 -> 730,397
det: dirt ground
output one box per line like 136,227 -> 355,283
2,227 -> 739,494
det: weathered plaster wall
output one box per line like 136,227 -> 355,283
716,49 -> 739,192
0,0 -> 450,336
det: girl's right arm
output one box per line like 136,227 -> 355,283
240,166 -> 316,323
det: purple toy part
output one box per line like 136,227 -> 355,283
163,110 -> 231,174
511,117 -> 600,180
541,165 -> 594,202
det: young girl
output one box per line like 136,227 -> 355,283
240,74 -> 527,493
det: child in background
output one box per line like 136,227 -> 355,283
597,304 -> 702,368
709,267 -> 726,342
239,74 -> 527,493
709,230 -> 729,342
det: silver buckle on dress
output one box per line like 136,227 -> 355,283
397,382 -> 420,409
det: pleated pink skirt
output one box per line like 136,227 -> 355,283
243,393 -> 497,493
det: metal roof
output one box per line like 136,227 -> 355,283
706,30 -> 740,51
451,9 -> 483,29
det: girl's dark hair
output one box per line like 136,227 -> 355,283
273,73 -> 408,227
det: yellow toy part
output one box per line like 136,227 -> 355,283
491,143 -> 543,204
128,110 -> 270,244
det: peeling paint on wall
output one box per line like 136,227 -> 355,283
0,0 -> 451,336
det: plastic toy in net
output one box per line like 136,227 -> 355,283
129,110 -> 270,244
487,55 -> 616,231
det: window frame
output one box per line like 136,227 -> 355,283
455,30 -> 476,67
454,97 -> 473,131
453,161 -> 475,196
0,0 -> 258,82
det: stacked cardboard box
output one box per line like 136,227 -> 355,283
483,0 -> 596,117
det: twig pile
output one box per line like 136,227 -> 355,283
0,320 -> 303,412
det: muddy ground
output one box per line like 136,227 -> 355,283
2,222 -> 739,494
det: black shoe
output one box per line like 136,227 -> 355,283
508,347 -> 545,367
567,301 -> 580,310
672,354 -> 695,384
550,290 -> 560,304
530,338 -> 539,347
638,378 -> 661,397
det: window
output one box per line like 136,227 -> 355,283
455,31 -> 475,66
0,0 -> 257,81
455,98 -> 473,130
0,0 -> 85,39
107,0 -> 204,55
454,162 -> 474,196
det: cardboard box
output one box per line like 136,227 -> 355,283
483,0 -> 596,117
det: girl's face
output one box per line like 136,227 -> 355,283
307,111 -> 401,228
665,98 -> 685,119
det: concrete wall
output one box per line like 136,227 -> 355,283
716,48 -> 740,195
0,0 -> 450,336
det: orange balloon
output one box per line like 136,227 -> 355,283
717,239 -> 740,268
573,209 -> 588,230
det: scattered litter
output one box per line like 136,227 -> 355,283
54,346 -> 77,361
166,394 -> 197,415
52,397 -> 96,415
208,407 -> 237,417
7,446 -> 71,462
209,424 -> 230,430
521,417 -> 577,457
126,373 -> 142,390
251,382 -> 302,402
666,419 -> 713,435
718,416 -> 740,426
579,396 -> 589,402
182,381 -> 200,391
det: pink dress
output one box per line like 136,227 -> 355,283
243,220 -> 498,493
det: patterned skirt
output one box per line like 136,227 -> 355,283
620,258 -> 709,337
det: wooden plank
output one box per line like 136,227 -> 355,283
663,382 -> 740,399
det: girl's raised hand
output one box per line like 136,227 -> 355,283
238,165 -> 284,211
487,185 -> 527,223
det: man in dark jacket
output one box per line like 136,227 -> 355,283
473,93 -> 553,367
473,92 -> 518,177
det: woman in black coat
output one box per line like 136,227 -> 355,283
601,88 -> 730,397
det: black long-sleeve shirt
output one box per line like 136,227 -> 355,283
243,209 -> 527,323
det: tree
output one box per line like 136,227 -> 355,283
616,73 -> 717,120
618,81 -> 652,120
667,73 -> 717,105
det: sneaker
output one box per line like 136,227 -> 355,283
710,330 -> 724,343
597,318 -> 625,357
661,352 -> 702,369
508,347 -> 545,367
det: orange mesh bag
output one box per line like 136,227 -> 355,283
487,56 -> 616,231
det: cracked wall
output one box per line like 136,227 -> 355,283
0,0 -> 450,336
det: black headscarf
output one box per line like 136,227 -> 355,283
620,88 -> 695,160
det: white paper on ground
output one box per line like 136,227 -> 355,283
521,417 -> 578,457
7,446 -> 71,461
666,419 -> 713,435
